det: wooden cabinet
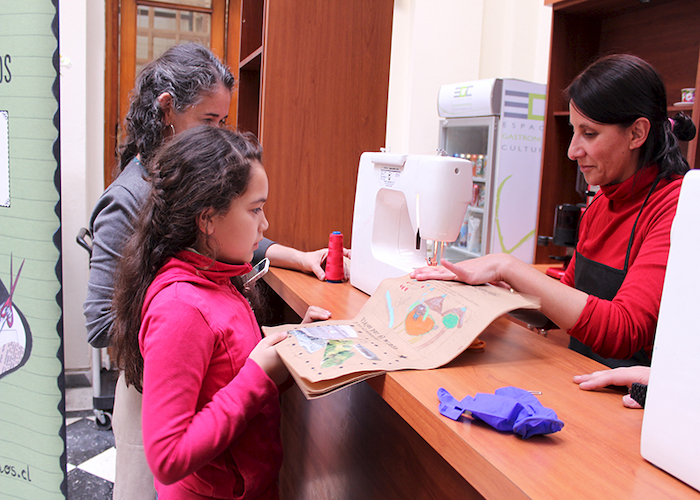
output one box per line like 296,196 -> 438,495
536,0 -> 700,263
228,0 -> 395,252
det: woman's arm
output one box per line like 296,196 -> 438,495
84,185 -> 146,347
264,243 -> 350,281
411,253 -> 589,330
84,160 -> 150,348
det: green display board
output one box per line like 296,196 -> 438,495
0,1 -> 65,498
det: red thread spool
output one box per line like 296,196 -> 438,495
326,231 -> 344,282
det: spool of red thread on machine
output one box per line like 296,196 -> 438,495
326,231 -> 344,283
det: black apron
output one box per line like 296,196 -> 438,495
569,177 -> 660,368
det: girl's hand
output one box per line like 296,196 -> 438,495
302,305 -> 331,324
249,331 -> 289,386
573,366 -> 650,409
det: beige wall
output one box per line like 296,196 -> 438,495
386,0 -> 551,155
60,0 -> 553,372
60,0 -> 106,373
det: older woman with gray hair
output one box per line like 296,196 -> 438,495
84,43 -> 337,500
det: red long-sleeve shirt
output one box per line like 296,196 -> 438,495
562,165 -> 682,359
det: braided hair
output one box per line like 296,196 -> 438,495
565,54 -> 696,179
116,43 -> 235,175
111,126 -> 263,391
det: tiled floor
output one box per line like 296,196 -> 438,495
65,375 -> 116,499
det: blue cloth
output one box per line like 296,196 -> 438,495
438,386 -> 564,439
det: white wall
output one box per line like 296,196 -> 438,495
60,0 -> 105,373
386,0 -> 551,155
60,0 -> 551,372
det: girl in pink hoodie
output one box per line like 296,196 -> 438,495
111,125 -> 288,500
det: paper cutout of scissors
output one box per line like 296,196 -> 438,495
1,256 -> 25,330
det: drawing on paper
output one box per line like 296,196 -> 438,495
383,281 -> 472,351
321,340 -> 355,368
289,323 -> 382,369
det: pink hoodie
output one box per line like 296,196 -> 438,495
139,250 -> 281,500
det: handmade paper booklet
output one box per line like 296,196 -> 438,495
265,276 -> 539,399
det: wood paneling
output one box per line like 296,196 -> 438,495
279,382 -> 482,500
236,0 -> 394,252
104,0 -> 120,184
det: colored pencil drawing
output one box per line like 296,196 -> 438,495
321,340 -> 355,368
385,282 -> 472,351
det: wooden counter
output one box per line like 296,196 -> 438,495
265,267 -> 700,500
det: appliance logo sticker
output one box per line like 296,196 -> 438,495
380,166 -> 401,188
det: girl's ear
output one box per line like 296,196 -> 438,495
629,117 -> 651,150
157,92 -> 174,126
197,208 -> 216,236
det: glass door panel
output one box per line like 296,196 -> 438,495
438,116 -> 498,261
135,5 -> 212,75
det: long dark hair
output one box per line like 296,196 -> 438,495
117,43 -> 235,174
111,126 -> 264,391
565,54 -> 696,179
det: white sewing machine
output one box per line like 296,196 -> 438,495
350,152 -> 472,295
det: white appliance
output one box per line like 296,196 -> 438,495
350,152 -> 472,296
437,78 -> 546,263
640,169 -> 700,491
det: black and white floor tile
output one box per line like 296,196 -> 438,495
65,377 -> 116,499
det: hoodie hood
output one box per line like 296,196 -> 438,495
143,250 -> 253,314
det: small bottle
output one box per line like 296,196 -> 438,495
476,155 -> 484,177
459,221 -> 468,247
466,154 -> 477,177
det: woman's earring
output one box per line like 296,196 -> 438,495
170,124 -> 176,136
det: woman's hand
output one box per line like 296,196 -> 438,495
298,248 -> 351,281
409,263 -> 458,281
412,253 -> 587,332
301,305 -> 331,324
410,254 -> 512,286
573,366 -> 650,409
249,331 -> 289,386
266,244 -> 351,281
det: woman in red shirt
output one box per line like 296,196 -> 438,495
411,54 -> 696,367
